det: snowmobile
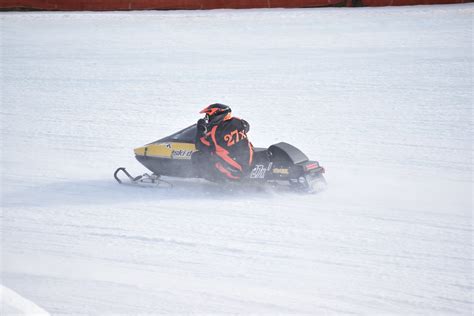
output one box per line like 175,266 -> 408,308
114,124 -> 326,193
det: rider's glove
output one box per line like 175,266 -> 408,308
197,119 -> 207,135
241,119 -> 250,133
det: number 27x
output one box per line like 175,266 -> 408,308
223,129 -> 247,146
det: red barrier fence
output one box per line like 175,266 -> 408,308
360,0 -> 466,5
0,0 -> 468,10
0,0 -> 346,10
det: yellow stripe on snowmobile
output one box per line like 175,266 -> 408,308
134,142 -> 196,160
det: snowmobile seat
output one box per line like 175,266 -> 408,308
268,142 -> 309,165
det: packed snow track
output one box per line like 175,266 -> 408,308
1,4 -> 473,315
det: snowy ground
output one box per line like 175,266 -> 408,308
1,4 -> 473,315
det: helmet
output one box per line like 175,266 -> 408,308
200,103 -> 232,125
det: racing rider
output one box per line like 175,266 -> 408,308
194,103 -> 253,181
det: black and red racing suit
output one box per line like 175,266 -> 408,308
196,117 -> 253,180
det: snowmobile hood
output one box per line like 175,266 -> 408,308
134,142 -> 196,160
134,124 -> 198,160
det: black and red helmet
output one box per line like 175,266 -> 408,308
200,103 -> 232,125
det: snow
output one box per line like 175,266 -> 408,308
1,4 -> 473,315
1,285 -> 50,315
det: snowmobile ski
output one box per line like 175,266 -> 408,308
114,167 -> 173,188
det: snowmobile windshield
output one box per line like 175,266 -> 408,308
154,124 -> 197,144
